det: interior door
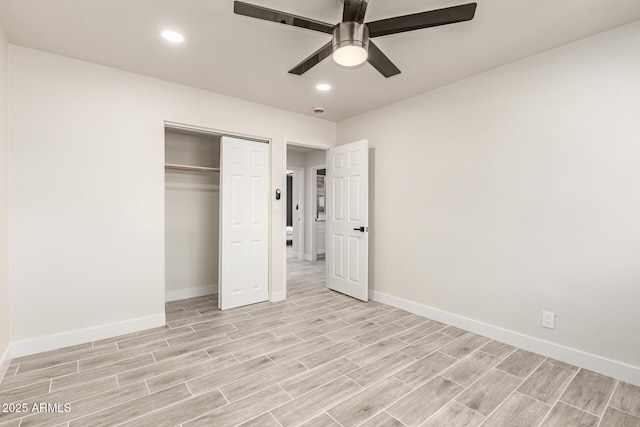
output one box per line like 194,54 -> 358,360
219,136 -> 269,310
326,140 -> 369,301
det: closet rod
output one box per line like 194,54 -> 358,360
165,163 -> 220,173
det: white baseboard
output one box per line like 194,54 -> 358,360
369,290 -> 640,387
9,314 -> 166,359
270,290 -> 286,303
0,344 -> 10,380
165,285 -> 217,302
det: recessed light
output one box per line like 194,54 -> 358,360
162,30 -> 184,43
316,83 -> 331,91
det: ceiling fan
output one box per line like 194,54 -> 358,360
233,0 -> 477,78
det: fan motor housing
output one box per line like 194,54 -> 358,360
332,22 -> 370,53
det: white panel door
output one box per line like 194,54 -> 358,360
326,140 -> 369,301
219,136 -> 269,310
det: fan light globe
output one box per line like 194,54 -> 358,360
333,45 -> 368,67
332,22 -> 369,68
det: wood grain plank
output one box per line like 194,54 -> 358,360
220,361 -> 307,402
20,382 -> 148,427
144,353 -> 238,393
348,351 -> 415,388
238,412 -> 282,427
387,376 -> 463,426
118,389 -> 227,427
298,412 -> 341,427
441,350 -> 500,387
186,356 -> 275,395
344,337 -> 406,366
496,349 -> 546,379
599,407 -> 640,427
401,332 -> 455,359
272,377 -> 361,426
280,357 -> 359,398
184,385 -> 290,426
393,351 -> 458,387
540,401 -> 599,427
481,392 -> 550,427
68,384 -> 191,427
51,355 -> 153,392
421,401 -> 485,427
610,381 -> 640,418
560,369 -> 616,416
455,369 -> 522,416
359,411 -> 404,427
440,333 -> 490,360
328,377 -> 411,426
517,361 -> 575,404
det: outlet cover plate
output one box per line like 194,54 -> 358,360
542,311 -> 555,329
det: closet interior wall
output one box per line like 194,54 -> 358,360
165,128 -> 220,302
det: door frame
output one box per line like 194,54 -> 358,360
163,120 -> 272,305
282,137 -> 333,300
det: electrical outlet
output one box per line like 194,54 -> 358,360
542,311 -> 555,329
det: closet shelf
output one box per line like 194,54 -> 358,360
165,163 -> 220,173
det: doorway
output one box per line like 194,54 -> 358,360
285,143 -> 328,293
286,167 -> 304,261
164,127 -> 220,303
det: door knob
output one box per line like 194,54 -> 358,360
353,226 -> 366,232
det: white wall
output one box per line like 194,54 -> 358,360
338,22 -> 640,378
165,131 -> 220,301
0,24 -> 10,371
8,45 -> 335,354
286,151 -> 305,169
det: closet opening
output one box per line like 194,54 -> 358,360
165,126 -> 221,304
164,123 -> 271,311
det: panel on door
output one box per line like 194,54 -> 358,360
326,140 -> 369,301
219,136 -> 269,310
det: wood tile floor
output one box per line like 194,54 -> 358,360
2,259 -> 640,426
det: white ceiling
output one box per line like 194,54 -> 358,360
1,0 -> 639,122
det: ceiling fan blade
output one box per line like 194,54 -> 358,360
367,3 -> 477,38
234,1 -> 334,35
342,0 -> 368,24
288,42 -> 334,75
367,41 -> 401,78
